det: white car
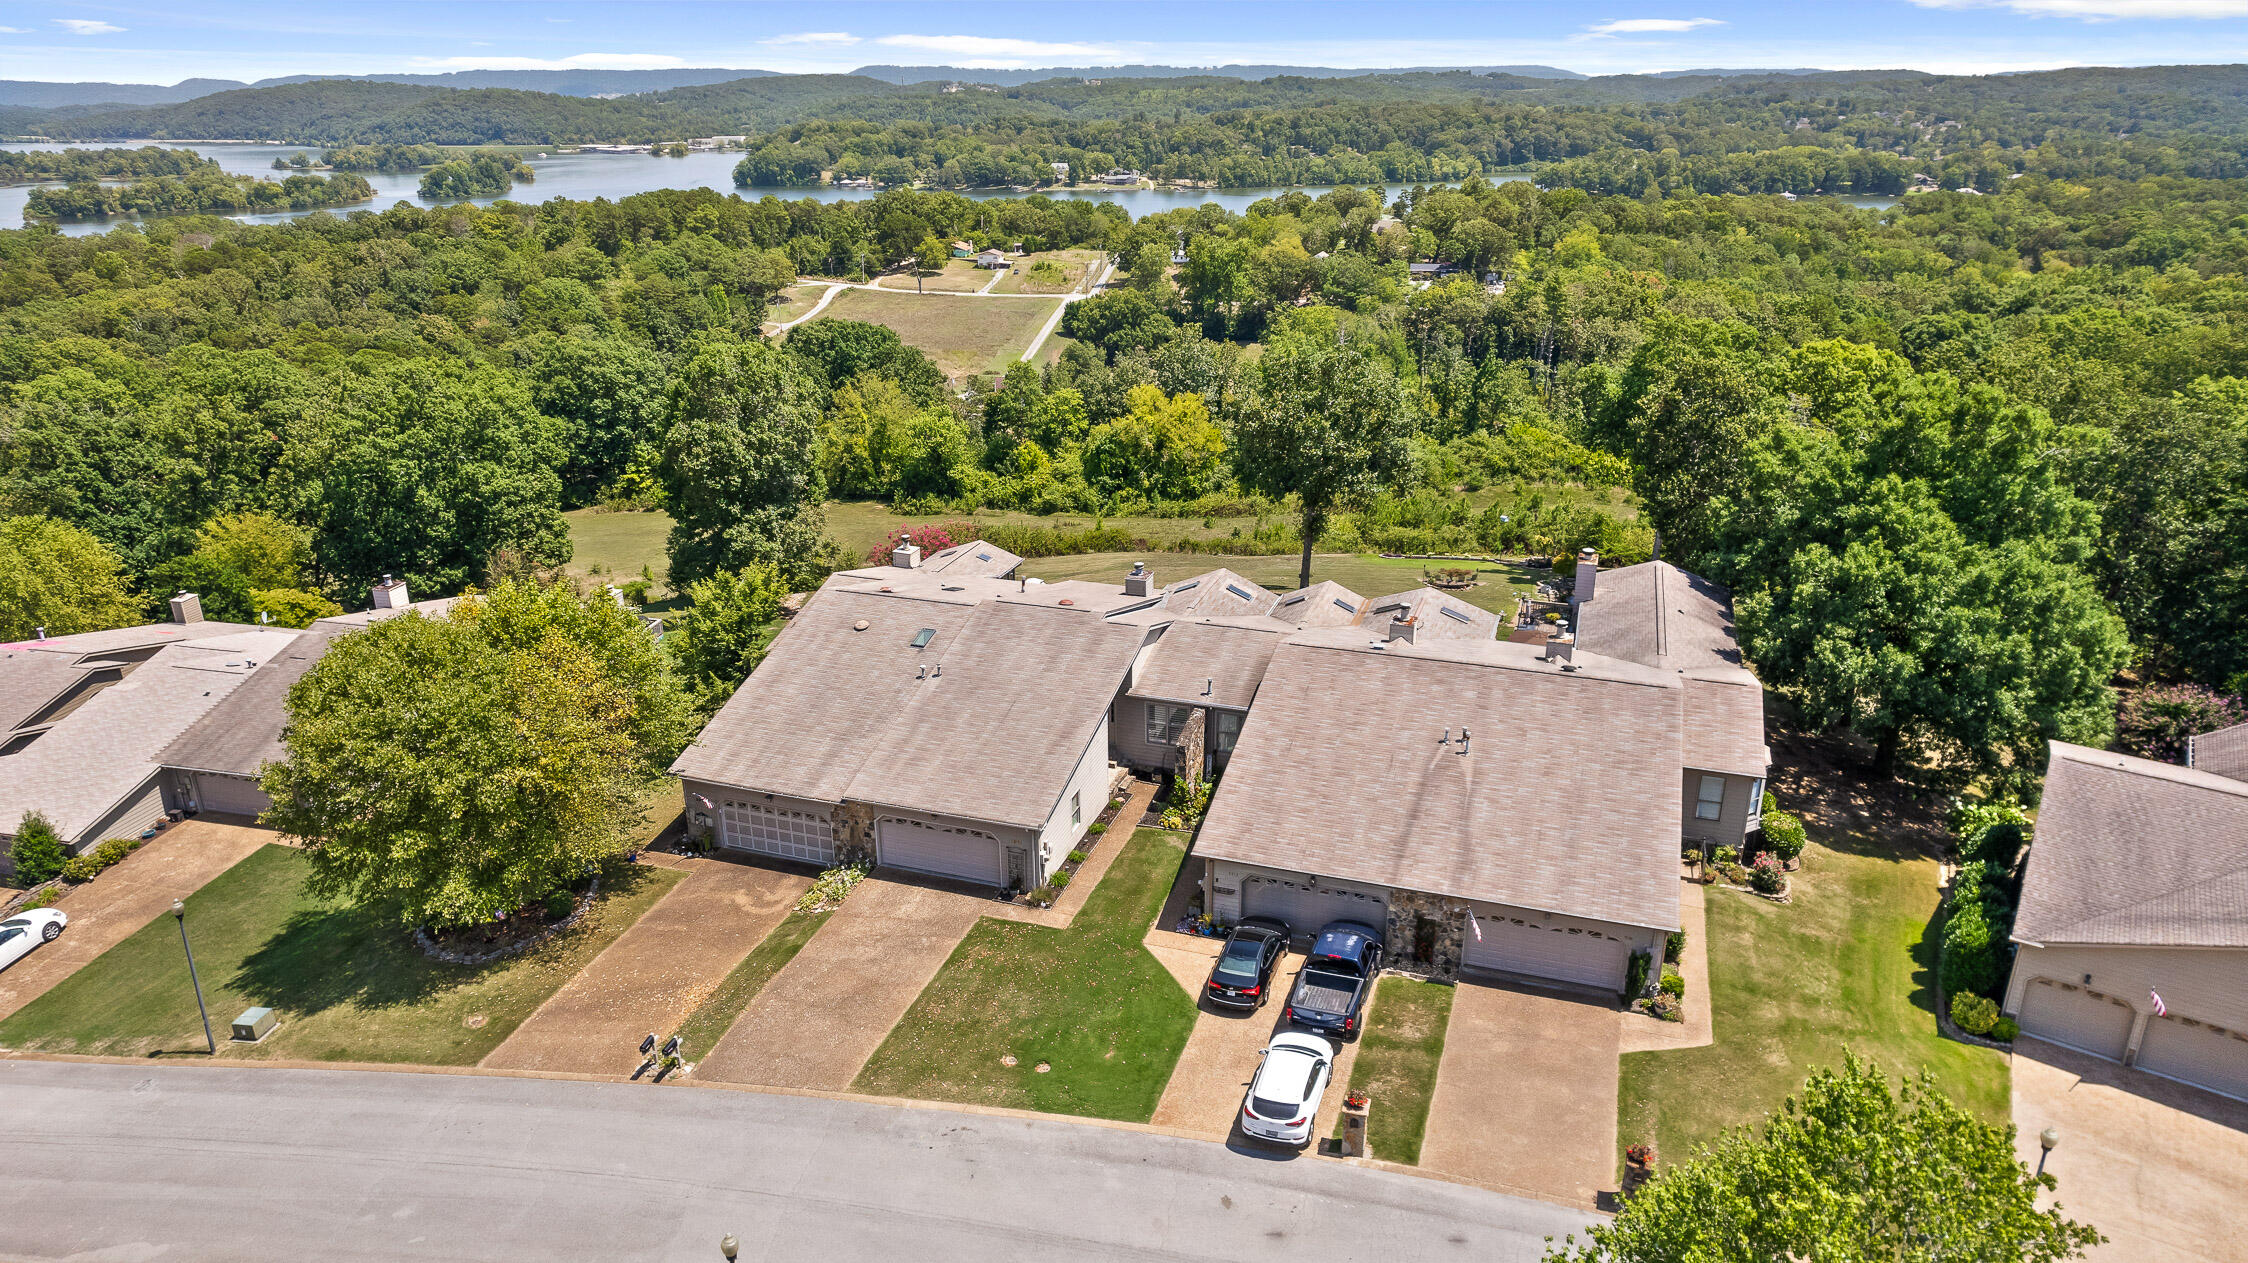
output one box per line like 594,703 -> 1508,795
1240,1031 -> 1336,1146
0,909 -> 68,972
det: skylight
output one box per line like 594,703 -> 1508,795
1333,599 -> 1357,613
910,628 -> 936,648
1440,606 -> 1475,624
1277,593 -> 1304,606
1170,579 -> 1201,594
1224,583 -> 1255,601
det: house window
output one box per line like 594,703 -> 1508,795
1071,792 -> 1082,827
1695,775 -> 1726,821
1146,702 -> 1192,745
1212,710 -> 1244,755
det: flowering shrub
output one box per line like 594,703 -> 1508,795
1749,852 -> 1786,894
866,521 -> 972,566
2117,683 -> 2244,764
795,861 -> 869,913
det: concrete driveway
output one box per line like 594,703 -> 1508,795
2012,1038 -> 2248,1263
694,877 -> 983,1090
1419,978 -> 1621,1209
481,855 -> 813,1076
0,821 -> 271,1023
1148,940 -> 1363,1147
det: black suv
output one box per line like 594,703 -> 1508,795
1203,917 -> 1291,1010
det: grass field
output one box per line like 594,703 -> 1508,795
1336,976 -> 1455,1164
816,287 -> 1062,379
564,507 -> 672,593
873,260 -> 992,293
1615,837 -> 2009,1168
673,906 -> 832,1061
990,249 -> 1104,294
853,828 -> 1197,1121
0,845 -> 680,1065
1024,551 -> 1540,614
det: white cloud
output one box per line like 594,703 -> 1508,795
1909,0 -> 2248,15
764,31 -> 859,46
872,34 -> 1121,62
409,53 -> 688,70
53,18 -> 124,35
1582,17 -> 1725,36
0,26 -> 27,33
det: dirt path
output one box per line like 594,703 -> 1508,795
1419,980 -> 1619,1210
0,822 -> 271,1022
480,856 -> 812,1076
693,878 -> 982,1090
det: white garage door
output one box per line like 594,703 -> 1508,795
718,800 -> 835,866
1239,874 -> 1388,939
1463,910 -> 1635,992
194,772 -> 271,818
2136,1015 -> 2248,1103
878,818 -> 1002,885
2017,979 -> 2135,1060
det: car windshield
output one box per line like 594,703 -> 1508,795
1215,938 -> 1262,977
0,918 -> 28,928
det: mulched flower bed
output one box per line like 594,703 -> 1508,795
413,877 -> 599,965
1015,788 -> 1134,908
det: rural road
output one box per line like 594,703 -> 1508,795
0,1060 -> 1598,1262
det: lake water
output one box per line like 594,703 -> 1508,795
0,141 -> 1896,235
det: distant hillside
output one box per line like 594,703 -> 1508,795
0,78 -> 247,108
847,63 -> 1589,85
248,68 -> 780,96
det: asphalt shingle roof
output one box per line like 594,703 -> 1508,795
1160,568 -> 1281,618
1195,631 -> 1685,932
2012,742 -> 2248,949
1131,621 -> 1287,710
1362,588 -> 1500,641
1268,581 -> 1367,628
2190,721 -> 2248,784
0,651 -> 89,735
156,632 -> 335,777
1574,561 -> 1742,672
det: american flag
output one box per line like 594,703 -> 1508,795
1468,911 -> 1483,942
2151,990 -> 2168,1017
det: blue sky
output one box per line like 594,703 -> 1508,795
3,1 -> 2248,85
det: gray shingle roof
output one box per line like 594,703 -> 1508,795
922,540 -> 1023,578
1160,568 -> 1281,618
1363,587 -> 1500,641
1131,621 -> 1287,710
671,577 -> 980,804
1195,631 -> 1685,932
156,632 -> 335,777
1269,581 -> 1367,628
2190,721 -> 2248,784
1682,673 -> 1770,778
308,596 -> 459,633
0,619 -> 264,658
0,630 -> 300,842
841,599 -> 1145,828
0,651 -> 89,735
1574,561 -> 1742,672
2012,742 -> 2248,949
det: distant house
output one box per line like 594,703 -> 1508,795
974,249 -> 1007,268
949,240 -> 975,258
1099,169 -> 1142,185
1049,161 -> 1070,179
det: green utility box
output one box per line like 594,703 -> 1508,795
230,1006 -> 278,1043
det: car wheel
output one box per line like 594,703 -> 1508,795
41,922 -> 61,942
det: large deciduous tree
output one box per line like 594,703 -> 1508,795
526,334 -> 667,507
670,564 -> 789,709
0,515 -> 138,641
1546,1055 -> 2100,1263
1710,343 -> 2128,788
659,339 -> 833,589
1233,327 -> 1420,590
263,580 -> 690,931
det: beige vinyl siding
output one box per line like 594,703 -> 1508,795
1035,718 -> 1116,885
77,774 -> 171,850
1680,768 -> 1757,850
2005,943 -> 2248,1065
1109,692 -> 1185,772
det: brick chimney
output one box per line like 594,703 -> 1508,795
1124,561 -> 1153,598
169,591 -> 204,624
371,575 -> 410,609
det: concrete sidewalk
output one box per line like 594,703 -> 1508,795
481,857 -> 812,1076
0,822 -> 271,1023
694,878 -> 983,1090
1419,979 -> 1620,1211
1619,879 -> 1711,1054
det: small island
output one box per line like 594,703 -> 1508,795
25,168 -> 376,221
418,148 -> 536,201
0,145 -> 210,185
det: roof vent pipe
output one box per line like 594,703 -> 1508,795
1456,728 -> 1471,755
1124,561 -> 1153,598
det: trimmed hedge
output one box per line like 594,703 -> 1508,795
60,836 -> 143,884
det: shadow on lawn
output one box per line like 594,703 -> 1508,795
228,863 -> 660,1017
1906,899 -> 1947,1022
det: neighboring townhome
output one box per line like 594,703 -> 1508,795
673,543 -> 1140,890
0,593 -> 297,867
2002,737 -> 2248,1102
156,576 -> 460,819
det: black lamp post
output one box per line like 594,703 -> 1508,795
171,899 -> 215,1054
2038,1126 -> 2060,1176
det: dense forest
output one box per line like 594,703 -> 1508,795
3,66 -> 2246,791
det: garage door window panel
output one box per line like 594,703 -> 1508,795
718,800 -> 835,865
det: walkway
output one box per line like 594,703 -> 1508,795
480,856 -> 812,1076
1418,979 -> 1621,1211
0,821 -> 271,1022
694,877 -> 983,1090
2012,1038 -> 2248,1263
1618,879 -> 1711,1053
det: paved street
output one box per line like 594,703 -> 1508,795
0,1060 -> 1595,1262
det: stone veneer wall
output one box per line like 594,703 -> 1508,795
1173,708 -> 1207,791
832,802 -> 880,868
1383,890 -> 1468,982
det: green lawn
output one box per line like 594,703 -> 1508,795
1616,838 -> 2009,1167
564,507 -> 672,593
1337,976 -> 1455,1164
813,287 -> 1062,379
673,906 -> 832,1061
852,828 -> 1197,1121
0,845 -> 680,1065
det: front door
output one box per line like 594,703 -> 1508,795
1005,846 -> 1032,890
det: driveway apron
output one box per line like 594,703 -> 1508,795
0,821 -> 271,1022
2012,1038 -> 2248,1263
694,878 -> 983,1090
1419,978 -> 1620,1209
481,857 -> 812,1076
